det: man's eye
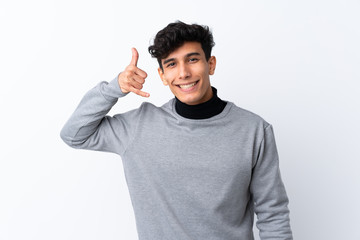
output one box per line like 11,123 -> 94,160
189,58 -> 199,62
166,62 -> 175,68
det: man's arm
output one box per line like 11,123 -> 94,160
60,48 -> 149,155
250,124 -> 293,240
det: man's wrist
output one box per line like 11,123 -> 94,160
99,75 -> 129,101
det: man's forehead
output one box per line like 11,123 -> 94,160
161,42 -> 204,63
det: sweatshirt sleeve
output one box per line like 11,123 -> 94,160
250,124 -> 293,240
60,75 -> 141,156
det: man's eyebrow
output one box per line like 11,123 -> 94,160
163,58 -> 175,65
186,52 -> 201,58
162,52 -> 201,65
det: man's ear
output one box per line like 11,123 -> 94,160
208,56 -> 216,75
158,67 -> 168,86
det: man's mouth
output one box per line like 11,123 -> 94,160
177,80 -> 199,89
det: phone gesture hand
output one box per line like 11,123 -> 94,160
118,48 -> 150,97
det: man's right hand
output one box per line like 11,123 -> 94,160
118,48 -> 150,97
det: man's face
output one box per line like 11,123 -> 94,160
158,41 -> 216,105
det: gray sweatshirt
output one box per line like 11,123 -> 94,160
60,76 -> 293,240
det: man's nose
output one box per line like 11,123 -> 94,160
179,63 -> 191,79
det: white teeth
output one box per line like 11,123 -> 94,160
179,82 -> 196,89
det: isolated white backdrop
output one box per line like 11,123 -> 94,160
1,0 -> 359,239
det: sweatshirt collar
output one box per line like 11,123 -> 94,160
175,87 -> 227,120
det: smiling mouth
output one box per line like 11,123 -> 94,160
177,80 -> 199,89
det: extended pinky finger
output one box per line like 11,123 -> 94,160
130,86 -> 150,98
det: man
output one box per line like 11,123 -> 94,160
60,21 -> 293,240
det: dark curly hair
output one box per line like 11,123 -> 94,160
148,21 -> 215,71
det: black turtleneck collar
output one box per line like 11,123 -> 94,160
175,87 -> 227,119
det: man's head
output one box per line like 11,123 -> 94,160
148,21 -> 217,105
149,21 -> 215,71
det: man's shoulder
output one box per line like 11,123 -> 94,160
227,101 -> 270,129
123,99 -> 174,120
139,98 -> 173,112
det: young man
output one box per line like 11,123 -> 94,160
60,21 -> 293,240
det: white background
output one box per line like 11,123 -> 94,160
1,0 -> 359,239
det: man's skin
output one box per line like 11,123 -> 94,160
118,42 -> 217,105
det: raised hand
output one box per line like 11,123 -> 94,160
118,48 -> 150,97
